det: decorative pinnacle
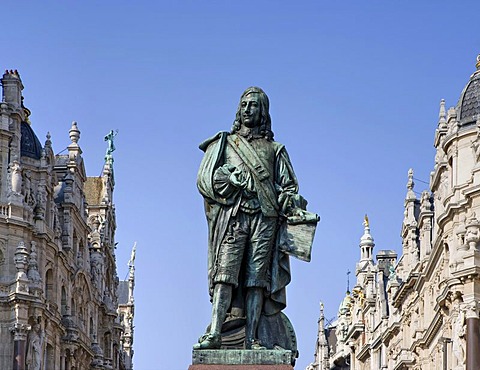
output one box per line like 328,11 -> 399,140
407,168 -> 414,191
346,270 -> 351,293
476,54 -> 480,70
405,168 -> 416,201
363,214 -> 369,228
439,99 -> 446,127
361,215 -> 373,243
128,242 -> 137,269
69,121 -> 80,144
45,132 -> 52,147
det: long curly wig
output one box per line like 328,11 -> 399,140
231,87 -> 274,141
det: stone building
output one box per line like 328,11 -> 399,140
307,54 -> 480,370
0,70 -> 135,369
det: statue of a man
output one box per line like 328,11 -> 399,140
26,323 -> 44,370
104,129 -> 118,161
195,87 -> 311,351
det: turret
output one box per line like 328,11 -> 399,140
356,216 -> 376,305
1,70 -> 23,109
356,216 -> 375,290
359,215 -> 374,263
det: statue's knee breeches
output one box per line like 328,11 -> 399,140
213,212 -> 276,289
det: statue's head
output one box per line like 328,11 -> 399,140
232,87 -> 273,140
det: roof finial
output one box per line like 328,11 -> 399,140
346,270 -> 351,293
128,242 -> 137,270
405,168 -> 416,201
363,214 -> 369,228
69,121 -> 80,144
439,99 -> 447,128
476,54 -> 480,70
407,168 -> 414,191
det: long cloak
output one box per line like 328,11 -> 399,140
197,131 -> 297,316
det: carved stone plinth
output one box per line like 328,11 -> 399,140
188,365 -> 293,370
189,350 -> 294,370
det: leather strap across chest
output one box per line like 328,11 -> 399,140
226,135 -> 278,217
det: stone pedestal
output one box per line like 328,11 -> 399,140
188,350 -> 294,370
189,365 -> 293,370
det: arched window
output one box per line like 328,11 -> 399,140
90,317 -> 95,339
45,269 -> 54,301
72,231 -> 78,259
45,343 -> 55,369
61,286 -> 67,315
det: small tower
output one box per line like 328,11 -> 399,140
356,215 -> 375,289
359,215 -> 375,263
356,216 -> 376,304
1,69 -> 23,109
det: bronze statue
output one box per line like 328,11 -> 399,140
195,87 -> 318,352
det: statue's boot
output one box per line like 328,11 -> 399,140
193,333 -> 222,350
246,338 -> 266,350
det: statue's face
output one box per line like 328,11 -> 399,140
240,93 -> 261,128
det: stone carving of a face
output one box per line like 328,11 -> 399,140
240,92 -> 261,128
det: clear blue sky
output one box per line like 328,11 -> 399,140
2,1 -> 480,369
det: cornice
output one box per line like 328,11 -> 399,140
393,272 -> 419,308
356,342 -> 371,362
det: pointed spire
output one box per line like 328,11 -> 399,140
317,301 -> 327,346
438,99 -> 447,129
128,242 -> 136,270
406,168 -> 416,201
128,242 -> 136,304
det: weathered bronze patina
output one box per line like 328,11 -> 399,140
194,87 -> 318,356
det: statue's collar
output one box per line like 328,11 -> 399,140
237,127 -> 263,141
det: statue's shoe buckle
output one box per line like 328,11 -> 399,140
246,339 -> 266,350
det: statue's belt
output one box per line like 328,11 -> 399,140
226,135 -> 278,216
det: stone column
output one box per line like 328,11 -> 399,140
465,304 -> 480,370
11,324 -> 29,370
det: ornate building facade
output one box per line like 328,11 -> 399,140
0,70 -> 135,370
308,55 -> 480,370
